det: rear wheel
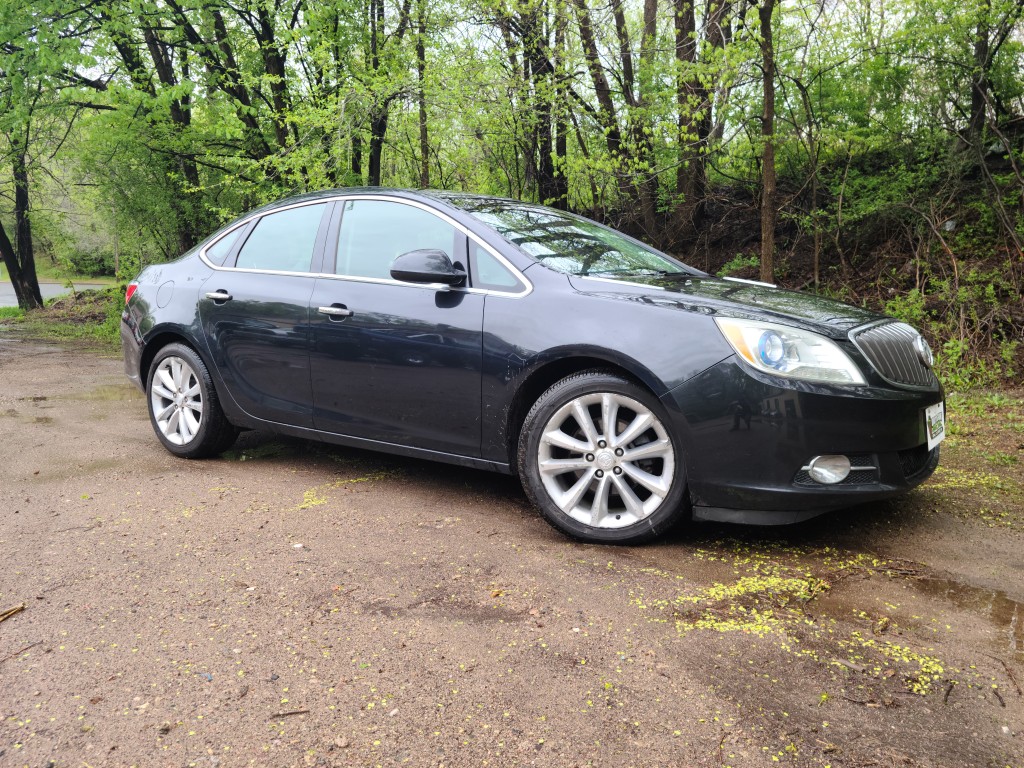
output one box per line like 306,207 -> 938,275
147,343 -> 237,458
517,371 -> 688,544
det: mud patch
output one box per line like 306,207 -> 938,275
76,382 -> 140,402
916,576 -> 1024,661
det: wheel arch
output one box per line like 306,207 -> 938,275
505,352 -> 666,472
139,328 -> 208,387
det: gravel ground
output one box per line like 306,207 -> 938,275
0,335 -> 1022,768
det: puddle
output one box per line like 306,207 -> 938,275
915,576 -> 1023,659
222,439 -> 302,462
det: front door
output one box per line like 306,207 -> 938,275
309,198 -> 484,455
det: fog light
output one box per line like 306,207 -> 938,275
807,455 -> 851,484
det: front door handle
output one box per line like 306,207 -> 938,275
205,290 -> 233,302
318,304 -> 354,319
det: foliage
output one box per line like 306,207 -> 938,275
717,254 -> 761,277
0,0 -> 1020,386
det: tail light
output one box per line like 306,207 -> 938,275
125,282 -> 138,305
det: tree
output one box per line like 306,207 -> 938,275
758,0 -> 776,284
0,0 -> 91,308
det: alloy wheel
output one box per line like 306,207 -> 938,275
150,355 -> 204,445
536,392 -> 675,529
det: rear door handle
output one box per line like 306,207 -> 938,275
318,304 -> 353,319
205,290 -> 232,302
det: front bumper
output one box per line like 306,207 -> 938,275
664,356 -> 943,523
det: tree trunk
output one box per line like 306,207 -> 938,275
351,133 -> 363,181
10,145 -> 43,309
966,0 -> 991,147
671,0 -> 731,246
552,7 -> 569,210
417,0 -> 429,188
523,9 -> 557,206
674,0 -> 701,241
758,0 -> 777,284
368,110 -> 389,186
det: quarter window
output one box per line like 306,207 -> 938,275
204,228 -> 243,266
336,200 -> 459,279
235,203 -> 328,272
469,241 -> 524,293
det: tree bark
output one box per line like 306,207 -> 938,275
351,134 -> 363,181
671,0 -> 731,246
759,0 -> 777,284
416,0 -> 429,188
2,144 -> 43,310
368,109 -> 389,186
572,0 -> 622,157
552,5 -> 569,209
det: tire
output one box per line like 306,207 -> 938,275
517,370 -> 689,544
146,342 -> 238,458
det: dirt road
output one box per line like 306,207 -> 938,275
1,336 -> 1022,767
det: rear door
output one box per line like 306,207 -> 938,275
200,201 -> 332,427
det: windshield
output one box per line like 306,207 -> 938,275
440,196 -> 697,278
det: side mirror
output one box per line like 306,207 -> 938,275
390,249 -> 466,287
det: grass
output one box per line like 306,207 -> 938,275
31,261 -> 118,287
0,286 -> 123,349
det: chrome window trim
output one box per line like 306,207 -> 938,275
198,194 -> 533,299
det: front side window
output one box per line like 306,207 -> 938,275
336,200 -> 459,280
234,203 -> 328,272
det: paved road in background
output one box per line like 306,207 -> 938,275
0,279 -> 109,307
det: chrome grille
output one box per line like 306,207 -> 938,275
850,322 -> 936,388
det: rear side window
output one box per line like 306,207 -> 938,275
336,200 -> 459,279
235,203 -> 328,272
204,228 -> 242,266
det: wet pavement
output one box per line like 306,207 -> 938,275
0,280 -> 108,307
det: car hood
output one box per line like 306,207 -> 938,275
567,274 -> 884,339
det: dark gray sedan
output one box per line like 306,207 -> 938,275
121,189 -> 944,543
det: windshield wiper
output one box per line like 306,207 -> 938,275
586,268 -> 691,281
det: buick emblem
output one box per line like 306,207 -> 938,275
913,335 -> 934,368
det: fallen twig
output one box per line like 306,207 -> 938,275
0,641 -> 42,664
943,681 -> 954,705
269,709 -> 309,719
0,604 -> 25,623
993,688 -> 1006,708
842,696 -> 872,705
54,524 -> 99,534
985,654 -> 1023,697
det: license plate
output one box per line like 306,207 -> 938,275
925,402 -> 945,450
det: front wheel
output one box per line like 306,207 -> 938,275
147,343 -> 237,458
517,371 -> 689,544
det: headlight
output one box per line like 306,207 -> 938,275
715,317 -> 866,384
